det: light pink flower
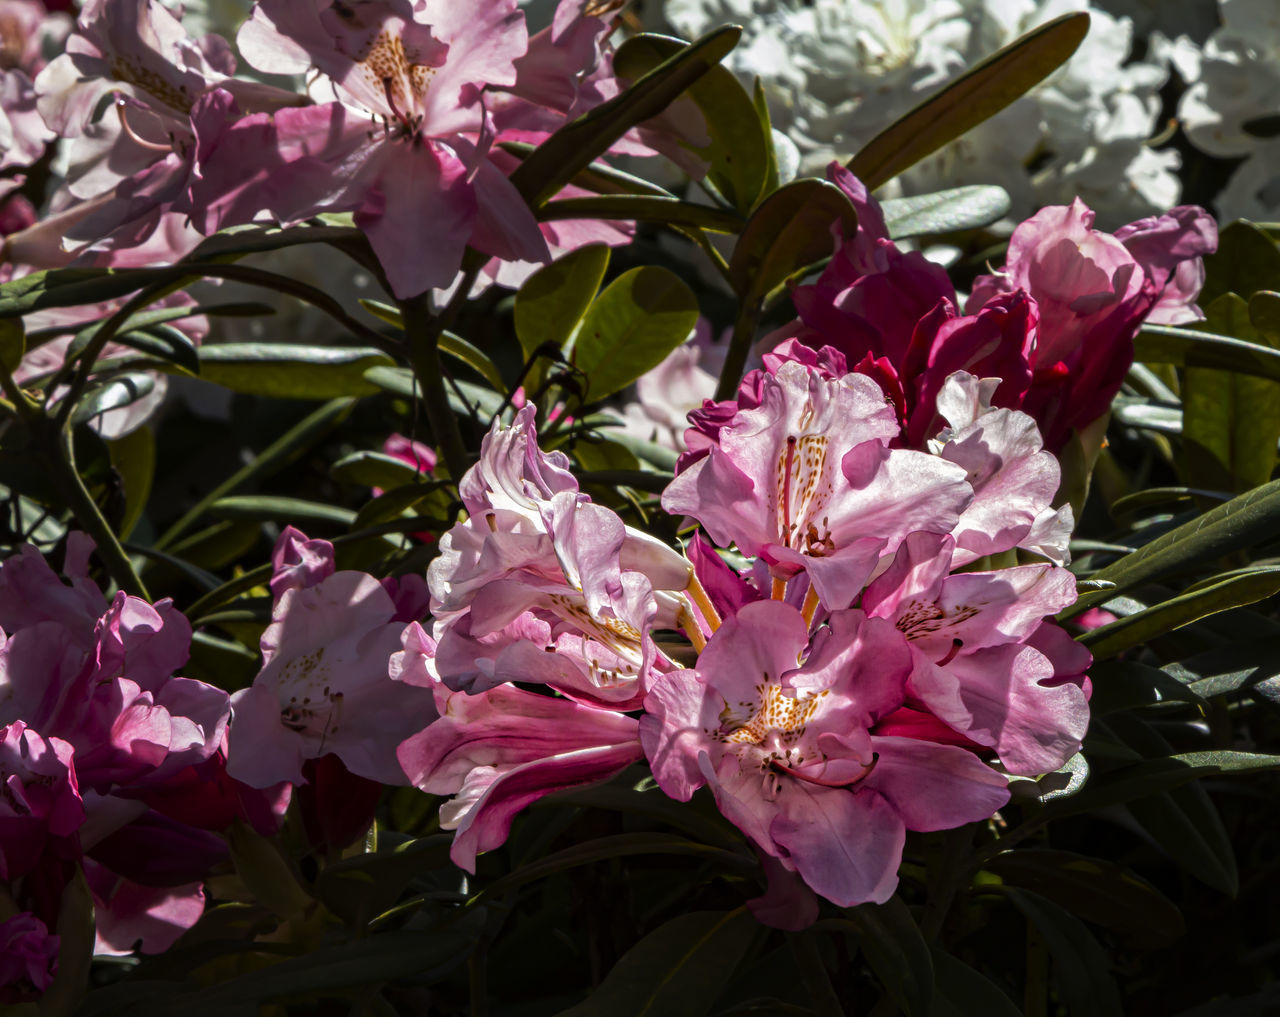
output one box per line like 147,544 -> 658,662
84,858 -> 205,956
641,601 -> 1010,908
663,359 -> 972,609
226,530 -> 437,788
397,622 -> 643,871
0,912 -> 59,1003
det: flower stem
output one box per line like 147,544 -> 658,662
400,289 -> 471,483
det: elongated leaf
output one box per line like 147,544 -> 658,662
107,425 -> 155,541
614,34 -> 769,213
554,909 -> 757,1017
1079,567 -> 1280,659
572,266 -> 700,402
930,949 -> 1023,1017
514,245 -> 611,361
1163,638 -> 1280,697
539,195 -> 744,233
510,26 -> 741,207
182,344 -> 393,399
330,451 -> 426,490
208,495 -> 356,527
985,850 -> 1184,946
1249,289 -> 1280,338
1086,659 -> 1207,714
69,372 -> 156,426
155,397 -> 355,551
0,266 -> 173,317
1136,323 -> 1280,382
844,895 -> 933,1017
1127,788 -> 1238,895
880,185 -> 1011,239
1200,220 -> 1280,306
847,13 -> 1089,189
729,178 -> 858,300
1183,294 -> 1280,492
185,222 -> 364,262
1064,477 -> 1280,618
752,77 -> 782,197
998,888 -> 1124,1017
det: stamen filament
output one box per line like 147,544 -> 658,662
771,576 -> 787,601
115,99 -> 172,153
801,585 -> 821,626
686,572 -> 722,634
679,605 -> 707,653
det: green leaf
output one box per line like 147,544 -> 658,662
1127,789 -> 1238,895
0,266 -> 172,318
843,895 -> 934,1017
572,266 -> 700,402
1200,220 -> 1280,306
1136,323 -> 1280,382
1078,567 -> 1280,659
107,425 -> 155,541
1183,293 -> 1280,492
0,317 -> 25,372
208,495 -> 356,527
69,372 -> 156,426
997,888 -> 1124,1017
985,850 -> 1184,947
1249,289 -> 1280,337
185,222 -> 365,262
1063,477 -> 1280,619
183,344 -> 393,399
846,13 -> 1089,189
554,909 -> 757,1017
1086,659 -> 1207,714
751,77 -> 782,197
729,178 -> 859,301
613,34 -> 769,213
880,186 -> 1011,239
316,835 -> 453,926
510,26 -> 742,208
929,949 -> 1023,1017
154,398 -> 354,551
1163,638 -> 1280,697
331,450 -> 426,490
514,245 -> 611,361
539,195 -> 744,233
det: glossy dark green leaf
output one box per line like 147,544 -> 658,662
614,34 -> 769,212
514,244 -> 611,361
572,266 -> 700,403
1200,220 -> 1280,306
110,324 -> 201,375
844,895 -> 933,1017
929,949 -> 1023,1017
69,372 -> 156,426
1127,789 -> 1238,895
1078,567 -> 1280,659
510,26 -> 741,208
880,185 -> 1011,239
846,13 -> 1089,189
539,195 -> 744,233
1249,289 -> 1280,338
998,888 -> 1124,1017
1086,659 -> 1207,714
185,222 -> 364,262
985,850 -> 1184,946
316,835 -> 453,926
554,909 -> 757,1017
185,344 -> 393,399
330,450 -> 426,490
729,178 -> 858,301
1183,294 -> 1280,492
0,317 -> 23,371
751,77 -> 782,198
208,495 -> 356,527
1063,476 -> 1280,619
0,266 -> 172,317
1162,638 -> 1280,697
1113,400 -> 1182,435
1136,323 -> 1280,382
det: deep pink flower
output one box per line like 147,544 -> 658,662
0,912 -> 59,1003
397,622 -> 643,871
84,858 -> 205,956
0,721 -> 84,881
641,601 -> 1010,908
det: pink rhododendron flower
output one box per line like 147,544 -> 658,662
396,623 -> 643,871
641,601 -> 1010,908
0,721 -> 84,882
0,912 -> 59,1003
192,0 -> 548,298
84,858 -> 205,956
663,358 -> 972,609
226,527 -> 437,787
788,164 -> 1215,453
429,405 -> 693,708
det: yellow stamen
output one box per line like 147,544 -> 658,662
802,586 -> 820,626
686,571 -> 722,634
771,576 -> 787,601
680,605 -> 707,653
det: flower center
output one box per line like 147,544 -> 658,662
776,434 -> 837,555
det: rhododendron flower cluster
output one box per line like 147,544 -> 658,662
403,349 -> 1091,915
